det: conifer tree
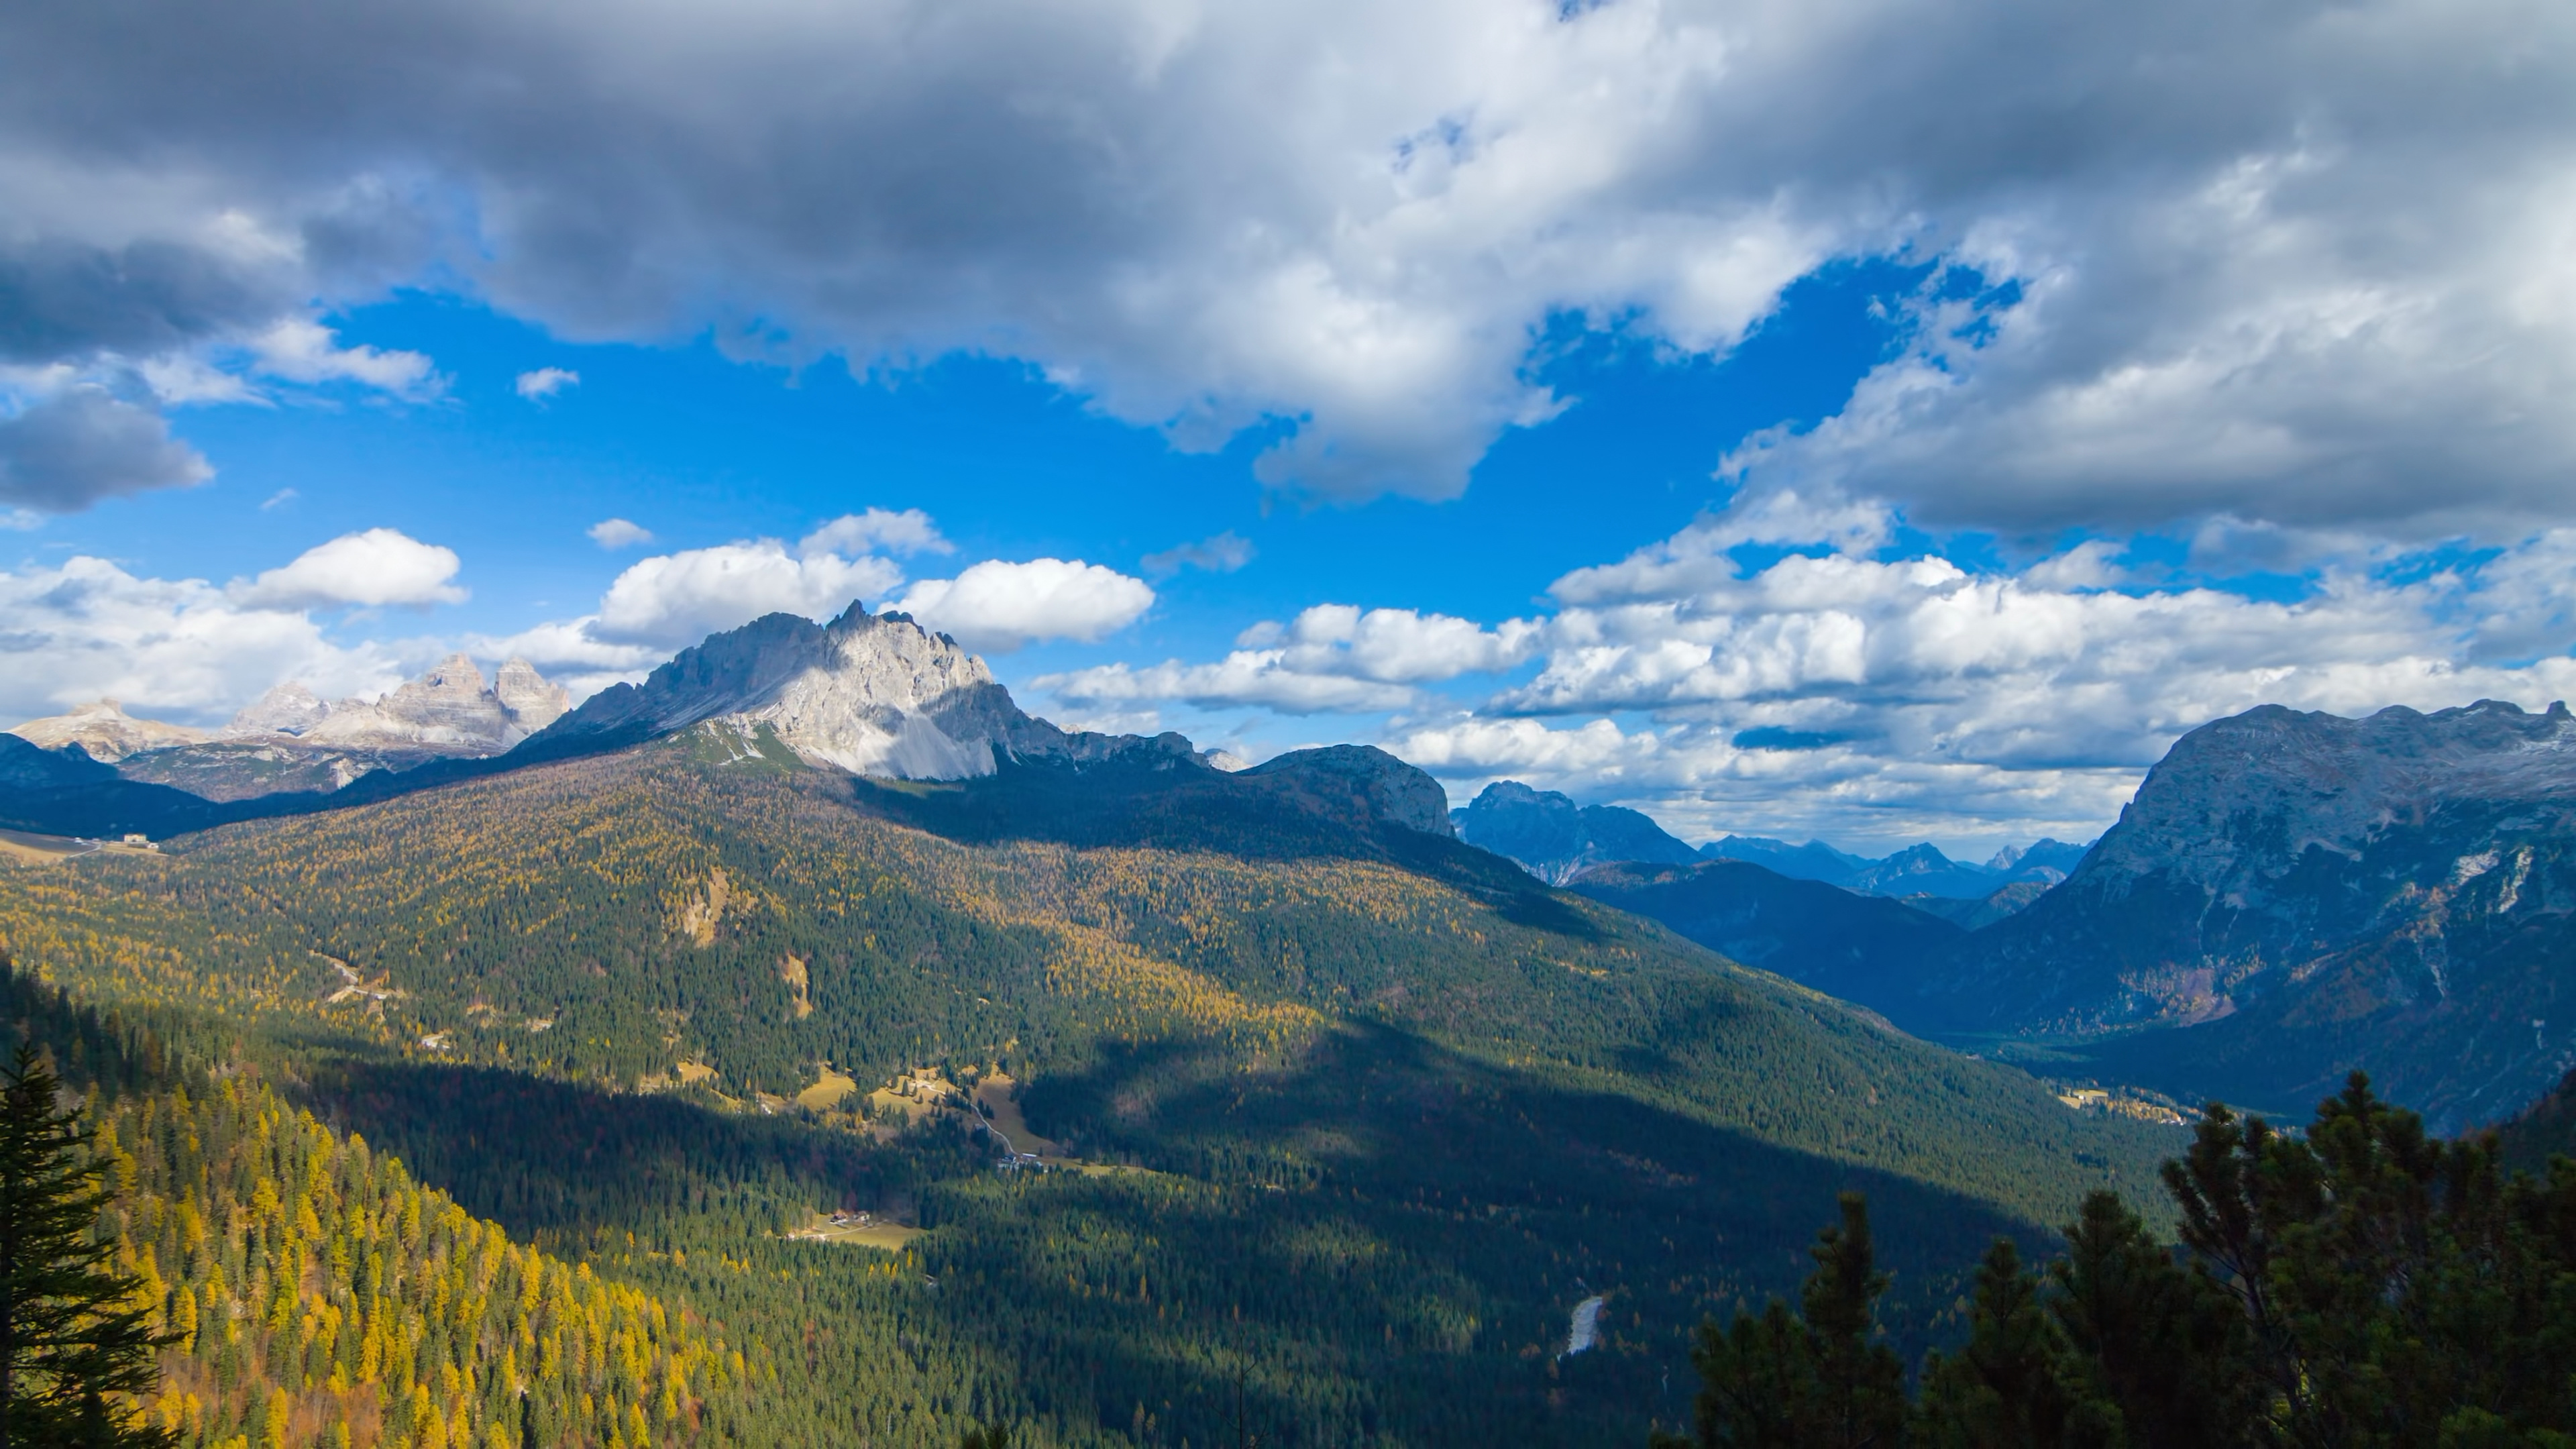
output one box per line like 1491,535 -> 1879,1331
0,1046 -> 170,1449
1655,1192 -> 1905,1448
1915,1237 -> 2120,1449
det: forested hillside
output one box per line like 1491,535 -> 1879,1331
0,735 -> 2186,1445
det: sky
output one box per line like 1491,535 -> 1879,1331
5,0 -> 2576,856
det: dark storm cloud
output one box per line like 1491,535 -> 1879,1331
0,238 -> 293,363
0,387 -> 212,511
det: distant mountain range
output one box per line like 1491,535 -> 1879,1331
0,600 -> 2180,1444
1453,778 -> 2091,908
9,654 -> 572,802
0,604 -> 1454,852
13,606 -> 2576,1134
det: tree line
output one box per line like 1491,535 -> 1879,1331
1656,1073 -> 2576,1448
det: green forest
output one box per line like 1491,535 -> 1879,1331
10,737 -> 2544,1445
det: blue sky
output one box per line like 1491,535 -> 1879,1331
7,0 -> 2575,854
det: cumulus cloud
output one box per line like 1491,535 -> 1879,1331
1039,603 -> 1534,714
464,616 -> 666,702
0,385 -> 212,512
0,554 -> 407,726
1041,657 -> 1420,715
1060,489 -> 2576,846
586,517 -> 653,549
1142,531 -> 1255,578
800,508 -> 949,559
247,317 -> 441,398
5,0 -> 2567,519
590,541 -> 901,648
229,528 -> 468,609
895,559 -> 1152,653
515,366 -> 578,400
497,513 -> 964,680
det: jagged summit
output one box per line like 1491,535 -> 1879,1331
1920,697 -> 2576,1128
217,654 -> 572,755
530,602 -> 1193,780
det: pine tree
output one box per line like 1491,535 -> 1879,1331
1915,1237 -> 2121,1448
1655,1192 -> 1906,1448
0,1046 -> 171,1449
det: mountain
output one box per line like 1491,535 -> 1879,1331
8,655 -> 580,807
1845,843 -> 2011,900
1699,835 -> 1873,885
532,603 -> 1188,779
1566,859 -> 1968,1006
1454,780 -> 1698,883
0,724 -> 2181,1446
6,698 -> 211,761
1990,839 -> 2091,878
0,731 -> 224,837
1699,835 -> 2091,900
1919,700 -> 2576,1129
286,651 -> 572,752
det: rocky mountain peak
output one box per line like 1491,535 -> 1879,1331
235,655 -> 573,755
1246,745 -> 1458,839
2082,698 -> 2576,893
494,657 -> 571,735
532,601 -> 1172,781
223,682 -> 333,738
1453,777 -> 1692,881
5,699 -> 211,762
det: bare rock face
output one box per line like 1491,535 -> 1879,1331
222,682 -> 333,738
7,700 -> 211,762
535,603 -> 1191,780
99,657 -> 576,802
1921,698 -> 2576,1130
494,658 -> 571,737
306,653 -> 508,749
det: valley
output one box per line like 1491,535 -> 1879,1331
0,624 -> 2188,1444
4,606 -> 2566,1446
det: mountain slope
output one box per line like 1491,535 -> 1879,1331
1925,699 -> 2576,1128
1566,859 -> 1968,1007
0,734 -> 2184,1442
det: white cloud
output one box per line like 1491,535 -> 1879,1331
0,554 -> 407,726
9,0 -> 2571,521
139,353 -> 266,407
229,528 -> 468,610
896,558 -> 1153,652
590,540 -> 901,648
587,517 -> 653,549
1041,656 -> 1420,715
258,488 -> 298,511
465,616 -> 666,702
515,366 -> 579,400
1055,489 -> 2576,847
800,508 -> 951,559
249,318 -> 442,399
1269,604 -> 1539,682
1038,602 -> 1532,714
492,511 -> 961,680
1142,531 -> 1255,578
